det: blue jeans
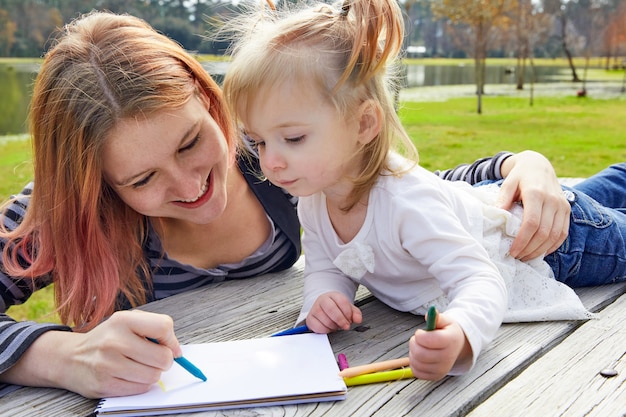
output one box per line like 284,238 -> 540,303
478,163 -> 626,288
573,163 -> 626,214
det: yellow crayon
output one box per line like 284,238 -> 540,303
343,367 -> 414,386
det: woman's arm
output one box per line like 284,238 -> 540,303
496,151 -> 570,260
0,310 -> 182,398
434,151 -> 513,183
436,151 -> 570,260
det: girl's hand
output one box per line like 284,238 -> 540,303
1,310 -> 180,398
408,312 -> 471,381
306,291 -> 362,333
498,150 -> 570,261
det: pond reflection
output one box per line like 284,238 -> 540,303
0,62 -> 573,135
0,63 -> 37,135
402,64 -> 567,87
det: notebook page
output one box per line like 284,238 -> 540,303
96,333 -> 346,416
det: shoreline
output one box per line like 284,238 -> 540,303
399,80 -> 626,102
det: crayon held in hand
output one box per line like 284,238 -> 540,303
426,305 -> 437,331
147,338 -> 207,382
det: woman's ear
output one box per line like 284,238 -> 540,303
356,99 -> 382,145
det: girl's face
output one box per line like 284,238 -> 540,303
244,81 -> 365,200
102,93 -> 231,224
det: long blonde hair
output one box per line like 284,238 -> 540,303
222,0 -> 417,210
0,11 -> 236,330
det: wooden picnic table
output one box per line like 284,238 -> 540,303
2,256 -> 625,417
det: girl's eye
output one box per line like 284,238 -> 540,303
285,135 -> 304,143
132,172 -> 155,188
179,134 -> 200,153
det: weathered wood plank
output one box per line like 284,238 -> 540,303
149,282 -> 624,417
274,283 -> 626,417
1,253 -> 623,417
467,293 -> 626,417
0,387 -> 97,416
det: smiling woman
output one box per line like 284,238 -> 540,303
0,10 -> 302,399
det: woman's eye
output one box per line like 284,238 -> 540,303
250,139 -> 265,150
132,172 -> 154,188
179,135 -> 200,153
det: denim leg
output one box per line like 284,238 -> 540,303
573,163 -> 626,213
544,185 -> 626,287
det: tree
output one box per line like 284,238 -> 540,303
508,0 -> 550,90
0,8 -> 17,56
543,0 -> 581,82
430,0 -> 516,114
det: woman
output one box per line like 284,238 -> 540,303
0,11 -> 576,398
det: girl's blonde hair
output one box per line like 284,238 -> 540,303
222,0 -> 417,210
0,11 -> 236,330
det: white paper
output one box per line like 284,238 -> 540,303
96,333 -> 347,416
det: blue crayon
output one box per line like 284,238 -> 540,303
271,324 -> 311,337
147,338 -> 207,382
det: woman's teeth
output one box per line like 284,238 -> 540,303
180,181 -> 208,203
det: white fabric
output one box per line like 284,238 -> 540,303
297,154 -> 592,375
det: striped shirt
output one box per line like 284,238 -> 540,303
0,152 -> 511,392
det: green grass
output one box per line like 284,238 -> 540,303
400,95 -> 626,177
2,94 -> 625,324
0,134 -> 32,197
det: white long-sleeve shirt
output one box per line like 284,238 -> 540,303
298,156 -> 590,374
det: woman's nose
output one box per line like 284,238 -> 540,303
171,169 -> 204,201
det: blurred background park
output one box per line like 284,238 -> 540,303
1,0 -> 625,323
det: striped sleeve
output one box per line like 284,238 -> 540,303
1,183 -> 51,312
434,152 -> 513,184
1,183 -> 71,392
0,315 -> 71,374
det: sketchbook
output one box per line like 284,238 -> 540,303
95,333 -> 347,416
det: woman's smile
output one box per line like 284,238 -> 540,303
173,173 -> 213,208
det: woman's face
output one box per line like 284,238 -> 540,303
102,93 -> 231,224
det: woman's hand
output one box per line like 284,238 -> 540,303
306,291 -> 362,333
408,312 -> 471,381
1,310 -> 181,398
498,151 -> 570,260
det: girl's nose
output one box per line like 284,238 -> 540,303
260,144 -> 286,172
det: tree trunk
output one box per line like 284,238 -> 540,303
560,13 -> 580,82
474,20 -> 486,114
516,56 -> 526,90
529,54 -> 536,107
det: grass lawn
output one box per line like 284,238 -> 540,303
400,95 -> 626,176
2,94 -> 625,325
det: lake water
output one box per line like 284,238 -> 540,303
0,62 -> 38,135
0,61 -> 568,135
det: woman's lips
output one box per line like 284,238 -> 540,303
174,172 -> 213,208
